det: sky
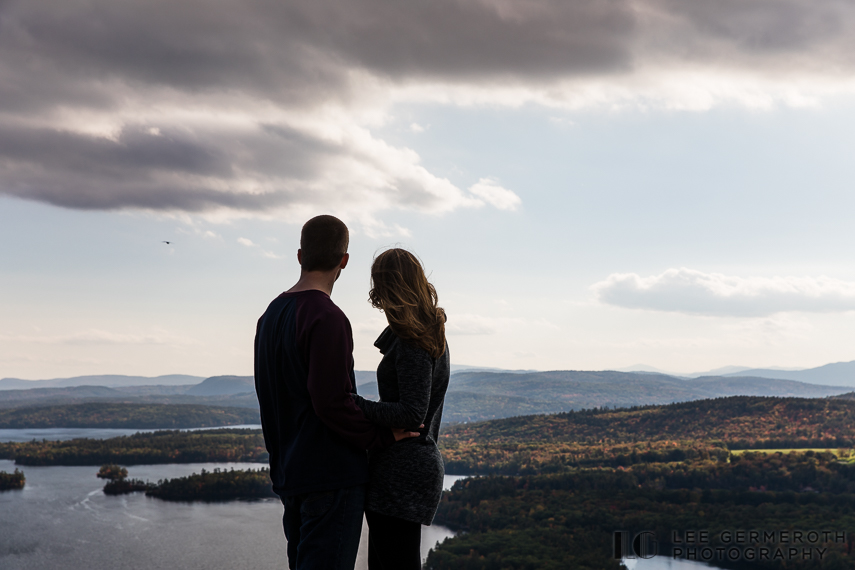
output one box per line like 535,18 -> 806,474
2,0 -> 855,379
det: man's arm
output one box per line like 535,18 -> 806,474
304,306 -> 397,450
352,341 -> 432,430
254,314 -> 279,457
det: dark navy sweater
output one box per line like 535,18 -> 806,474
254,289 -> 394,497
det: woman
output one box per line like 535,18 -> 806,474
352,248 -> 451,570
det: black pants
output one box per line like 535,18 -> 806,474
365,510 -> 422,570
281,485 -> 366,570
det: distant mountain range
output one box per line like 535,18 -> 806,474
721,361 -> 855,386
6,358 -> 854,390
0,374 -> 204,390
351,369 -> 852,423
3,360 -> 854,425
185,376 -> 254,396
619,360 -> 855,386
619,364 -> 759,376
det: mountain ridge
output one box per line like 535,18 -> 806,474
0,374 -> 205,390
722,360 -> 855,386
185,376 -> 254,396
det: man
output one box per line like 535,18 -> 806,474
254,215 -> 418,570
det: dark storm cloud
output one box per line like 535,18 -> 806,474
1,0 -> 853,214
0,123 -> 347,211
2,0 -> 846,96
4,173 -> 283,213
295,0 -> 636,78
0,0 -> 636,108
656,0 -> 852,54
0,125 -> 229,178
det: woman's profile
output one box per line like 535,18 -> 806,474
352,248 -> 451,570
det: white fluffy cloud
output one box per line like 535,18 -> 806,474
468,179 -> 522,211
592,268 -> 855,317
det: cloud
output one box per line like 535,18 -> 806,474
177,223 -> 221,240
353,316 -> 389,335
592,268 -> 855,317
721,315 -> 813,341
549,117 -> 575,127
0,119 -> 481,221
0,329 -> 199,346
468,178 -> 522,211
0,0 -> 530,225
446,314 -> 501,335
445,313 -> 528,335
237,236 -> 282,258
2,0 -> 855,221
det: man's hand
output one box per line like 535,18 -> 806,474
391,424 -> 424,442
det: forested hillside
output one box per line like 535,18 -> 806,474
445,396 -> 855,445
0,403 -> 259,429
441,396 -> 855,475
428,396 -> 855,569
429,452 -> 855,570
0,428 -> 266,466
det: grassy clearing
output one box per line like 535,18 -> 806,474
731,448 -> 855,461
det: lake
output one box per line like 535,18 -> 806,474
0,459 -> 461,569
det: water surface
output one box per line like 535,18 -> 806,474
0,425 -> 263,443
624,557 -> 725,569
0,459 -> 456,569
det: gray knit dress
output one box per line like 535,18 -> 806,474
352,326 -> 450,526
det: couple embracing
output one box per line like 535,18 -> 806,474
254,215 -> 450,570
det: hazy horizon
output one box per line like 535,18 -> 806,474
5,357 -> 855,383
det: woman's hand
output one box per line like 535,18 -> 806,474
391,424 -> 424,442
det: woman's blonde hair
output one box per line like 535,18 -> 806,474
369,248 -> 446,359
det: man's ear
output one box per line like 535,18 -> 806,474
297,249 -> 302,265
340,253 -> 349,269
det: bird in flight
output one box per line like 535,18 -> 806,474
162,241 -> 172,245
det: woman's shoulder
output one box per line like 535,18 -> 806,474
399,336 -> 450,372
378,324 -> 448,364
